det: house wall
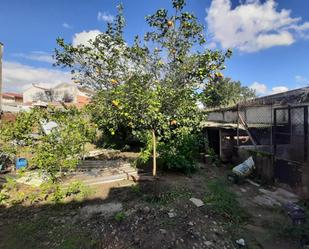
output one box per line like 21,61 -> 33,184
2,97 -> 15,104
53,84 -> 78,103
23,87 -> 46,103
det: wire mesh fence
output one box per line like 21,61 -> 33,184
207,101 -> 309,164
238,103 -> 309,163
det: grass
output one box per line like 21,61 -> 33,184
204,178 -> 250,224
143,186 -> 192,206
2,216 -> 97,249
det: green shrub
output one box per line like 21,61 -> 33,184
159,130 -> 202,174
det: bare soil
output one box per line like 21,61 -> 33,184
0,163 -> 305,249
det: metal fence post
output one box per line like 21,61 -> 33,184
273,108 -> 277,156
304,106 -> 308,162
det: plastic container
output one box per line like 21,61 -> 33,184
15,158 -> 28,169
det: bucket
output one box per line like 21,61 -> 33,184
15,158 -> 28,169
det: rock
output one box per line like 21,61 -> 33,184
160,229 -> 167,234
240,188 -> 247,193
188,222 -> 194,226
189,198 -> 204,207
168,210 -> 176,218
143,206 -> 150,213
236,238 -> 245,247
205,241 -> 213,246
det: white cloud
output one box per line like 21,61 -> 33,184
250,81 -> 289,95
12,51 -> 54,64
250,82 -> 267,95
97,12 -> 115,22
206,0 -> 309,52
62,22 -> 73,29
3,61 -> 71,92
271,86 -> 289,94
295,75 -> 309,86
72,30 -> 101,46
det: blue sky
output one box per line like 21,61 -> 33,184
1,0 -> 309,94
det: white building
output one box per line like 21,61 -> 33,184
23,83 -> 94,106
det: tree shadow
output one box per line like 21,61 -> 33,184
0,175 -> 180,249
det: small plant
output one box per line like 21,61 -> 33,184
131,184 -> 141,195
207,147 -> 221,167
0,190 -> 9,204
114,211 -> 126,222
3,176 -> 17,191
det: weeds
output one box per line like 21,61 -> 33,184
131,184 -> 141,195
114,211 -> 126,222
1,179 -> 94,205
205,179 -> 249,224
144,187 -> 191,206
207,148 -> 221,167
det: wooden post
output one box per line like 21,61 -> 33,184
0,42 -> 3,120
152,129 -> 157,177
237,104 -> 240,146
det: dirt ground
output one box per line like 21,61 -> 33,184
0,163 -> 307,249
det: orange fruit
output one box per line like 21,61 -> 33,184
170,120 -> 177,125
111,79 -> 118,85
167,20 -> 173,27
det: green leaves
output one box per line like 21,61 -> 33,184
1,107 -> 95,181
202,77 -> 256,108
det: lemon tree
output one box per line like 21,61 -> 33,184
54,0 -> 232,176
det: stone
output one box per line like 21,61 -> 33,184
189,198 -> 204,207
168,210 -> 176,218
143,206 -> 150,213
188,222 -> 194,226
160,229 -> 167,234
236,238 -> 245,247
240,188 -> 247,193
205,241 -> 213,246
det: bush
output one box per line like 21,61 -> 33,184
158,129 -> 203,174
1,107 -> 96,181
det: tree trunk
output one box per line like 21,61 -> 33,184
152,129 -> 157,177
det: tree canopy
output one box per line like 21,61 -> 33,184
202,77 -> 256,108
54,0 -> 232,175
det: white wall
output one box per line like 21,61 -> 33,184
23,87 -> 46,103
